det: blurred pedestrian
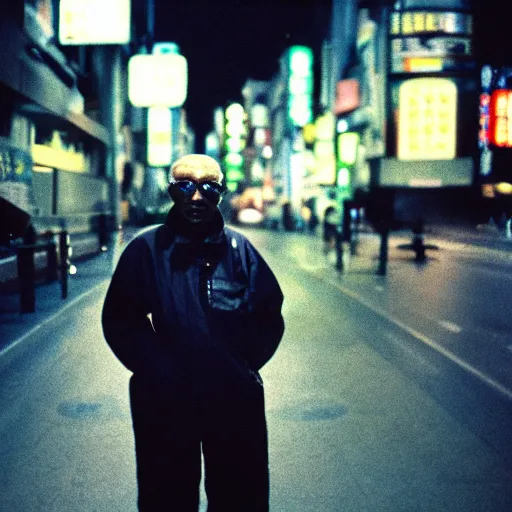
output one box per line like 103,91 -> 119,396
323,205 -> 339,255
102,154 -> 285,512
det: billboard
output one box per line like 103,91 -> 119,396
59,0 -> 131,45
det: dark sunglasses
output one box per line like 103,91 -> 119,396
168,179 -> 224,204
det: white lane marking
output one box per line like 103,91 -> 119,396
0,282 -> 106,360
375,285 -> 385,292
438,320 -> 462,334
311,271 -> 512,402
383,331 -> 441,377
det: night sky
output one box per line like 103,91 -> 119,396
153,0 -> 332,151
152,0 -> 512,152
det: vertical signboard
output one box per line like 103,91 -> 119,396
287,46 -> 313,127
223,103 -> 246,191
147,107 -> 172,167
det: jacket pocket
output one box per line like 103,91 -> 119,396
210,278 -> 248,311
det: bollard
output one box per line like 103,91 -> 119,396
59,230 -> 71,299
335,231 -> 344,273
349,207 -> 360,256
411,218 -> 426,263
45,232 -> 58,282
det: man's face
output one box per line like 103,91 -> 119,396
169,165 -> 223,223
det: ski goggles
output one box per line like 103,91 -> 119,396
168,179 -> 224,204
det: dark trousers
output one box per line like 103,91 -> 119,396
129,376 -> 269,512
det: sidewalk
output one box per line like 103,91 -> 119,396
0,249 -> 117,370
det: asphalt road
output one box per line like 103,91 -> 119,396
0,227 -> 511,511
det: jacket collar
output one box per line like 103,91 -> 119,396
164,205 -> 225,245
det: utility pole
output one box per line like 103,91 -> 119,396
329,0 -> 359,271
92,45 -> 123,233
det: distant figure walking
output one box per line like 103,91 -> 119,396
323,206 -> 338,255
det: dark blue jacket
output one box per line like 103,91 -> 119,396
102,207 -> 285,397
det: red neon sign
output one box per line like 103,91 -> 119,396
488,90 -> 512,148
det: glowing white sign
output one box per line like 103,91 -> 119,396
128,54 -> 188,108
59,0 -> 130,45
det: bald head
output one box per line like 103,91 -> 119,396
170,154 -> 223,183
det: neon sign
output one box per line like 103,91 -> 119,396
488,90 -> 512,148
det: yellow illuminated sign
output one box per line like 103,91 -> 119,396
303,124 -> 316,144
405,57 -> 443,73
397,78 -> 457,161
389,12 -> 472,36
147,107 -> 172,167
496,182 -> 512,195
59,0 -> 131,45
337,132 -> 359,166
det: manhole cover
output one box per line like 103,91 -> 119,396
273,404 -> 347,422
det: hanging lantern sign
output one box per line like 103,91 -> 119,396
128,53 -> 188,108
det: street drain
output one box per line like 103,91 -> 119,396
57,397 -> 128,421
273,404 -> 347,421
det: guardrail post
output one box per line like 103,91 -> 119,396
59,230 -> 71,299
377,221 -> 389,276
45,231 -> 58,282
